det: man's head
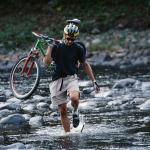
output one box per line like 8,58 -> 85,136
63,23 -> 79,46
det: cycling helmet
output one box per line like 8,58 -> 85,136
66,18 -> 81,26
64,23 -> 79,37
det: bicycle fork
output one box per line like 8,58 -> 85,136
21,52 -> 37,78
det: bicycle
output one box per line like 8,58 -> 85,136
10,32 -> 60,99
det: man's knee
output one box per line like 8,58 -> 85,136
70,95 -> 79,102
58,104 -> 67,116
70,92 -> 79,103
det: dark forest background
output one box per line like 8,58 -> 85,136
0,0 -> 149,50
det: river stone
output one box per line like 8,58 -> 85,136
0,109 -> 12,119
0,102 -> 21,111
143,117 -> 150,126
0,92 -> 6,102
29,116 -> 43,128
82,87 -> 94,94
141,82 -> 150,91
3,89 -> 12,97
37,102 -> 50,113
112,78 -> 136,89
132,56 -> 149,66
132,98 -> 146,105
88,52 -> 112,66
33,95 -> 45,101
120,101 -> 136,110
22,114 -> 31,121
137,99 -> 150,111
0,136 -> 4,144
7,97 -> 21,104
107,97 -> 128,106
0,142 -> 26,150
22,104 -> 36,114
0,114 -> 26,125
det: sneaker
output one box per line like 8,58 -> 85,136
72,110 -> 80,128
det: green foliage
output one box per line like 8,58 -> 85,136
0,0 -> 149,50
0,16 -> 37,50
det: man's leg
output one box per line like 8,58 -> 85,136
58,103 -> 70,132
69,91 -> 80,111
69,91 -> 80,127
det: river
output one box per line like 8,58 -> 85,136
0,67 -> 150,149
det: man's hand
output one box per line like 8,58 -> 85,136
93,81 -> 100,93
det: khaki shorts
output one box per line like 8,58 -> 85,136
49,74 -> 79,106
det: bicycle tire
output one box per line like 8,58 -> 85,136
10,56 -> 41,99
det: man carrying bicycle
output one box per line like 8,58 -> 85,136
43,19 -> 99,133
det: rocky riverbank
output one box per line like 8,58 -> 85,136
85,29 -> 150,69
0,29 -> 150,72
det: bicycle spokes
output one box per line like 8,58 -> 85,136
11,57 -> 40,99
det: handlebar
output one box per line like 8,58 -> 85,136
32,32 -> 60,45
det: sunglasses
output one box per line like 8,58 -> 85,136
66,37 -> 75,41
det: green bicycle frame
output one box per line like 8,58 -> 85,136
34,39 -> 46,57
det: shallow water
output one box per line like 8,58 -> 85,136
0,67 -> 150,149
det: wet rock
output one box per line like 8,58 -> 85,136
0,92 -> 6,102
132,98 -> 146,105
132,56 -> 149,66
0,109 -> 12,119
29,116 -> 43,128
137,99 -> 150,111
50,112 -> 59,117
120,101 -> 136,110
0,60 -> 14,72
142,90 -> 150,98
0,142 -> 26,150
97,90 -> 114,97
0,102 -> 21,111
22,104 -> 36,114
36,102 -> 50,113
22,114 -> 31,121
107,97 -> 128,106
141,82 -> 150,91
88,52 -> 113,66
82,87 -> 94,94
0,136 -> 4,144
7,97 -> 21,104
0,114 -> 27,131
101,58 -> 121,67
143,117 -> 150,126
112,78 -> 136,89
3,89 -> 12,97
33,95 -> 46,101
0,114 -> 26,125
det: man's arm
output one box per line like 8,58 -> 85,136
82,61 -> 95,81
82,61 -> 100,92
43,46 -> 52,66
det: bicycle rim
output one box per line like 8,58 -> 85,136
10,57 -> 40,99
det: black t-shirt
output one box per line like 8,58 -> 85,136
51,41 -> 86,81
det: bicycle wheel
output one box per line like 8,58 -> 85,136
10,56 -> 41,99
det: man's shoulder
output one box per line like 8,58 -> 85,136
74,41 -> 86,53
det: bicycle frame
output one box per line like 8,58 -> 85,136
21,38 -> 46,78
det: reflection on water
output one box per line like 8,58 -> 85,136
0,67 -> 150,149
